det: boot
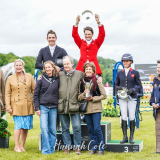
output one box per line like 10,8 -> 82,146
56,114 -> 62,132
120,120 -> 128,144
80,114 -> 86,124
130,120 -> 135,144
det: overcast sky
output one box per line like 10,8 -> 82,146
0,0 -> 160,65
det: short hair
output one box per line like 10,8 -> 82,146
157,60 -> 160,64
14,59 -> 25,66
43,60 -> 58,77
84,26 -> 94,34
47,30 -> 57,38
83,62 -> 96,73
63,56 -> 74,64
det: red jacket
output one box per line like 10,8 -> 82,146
72,25 -> 105,76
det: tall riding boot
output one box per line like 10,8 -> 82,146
130,120 -> 135,144
120,120 -> 128,144
81,114 -> 86,123
56,114 -> 62,132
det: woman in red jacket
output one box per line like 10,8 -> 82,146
72,14 -> 105,76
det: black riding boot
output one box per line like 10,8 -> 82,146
130,120 -> 135,144
81,114 -> 86,124
120,120 -> 128,144
56,114 -> 62,132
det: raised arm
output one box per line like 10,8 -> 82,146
72,15 -> 82,48
95,14 -> 105,48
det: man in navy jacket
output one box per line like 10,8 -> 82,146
35,30 -> 68,70
35,30 -> 68,132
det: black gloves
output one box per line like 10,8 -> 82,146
117,86 -> 123,90
127,89 -> 133,95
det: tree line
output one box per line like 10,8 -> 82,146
0,53 -> 116,86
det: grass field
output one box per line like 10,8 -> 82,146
0,96 -> 158,160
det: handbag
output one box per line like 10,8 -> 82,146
79,100 -> 88,113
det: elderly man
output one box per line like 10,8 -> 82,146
58,56 -> 83,155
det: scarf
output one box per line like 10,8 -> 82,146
81,73 -> 97,92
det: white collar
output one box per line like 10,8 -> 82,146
125,67 -> 130,71
49,45 -> 56,49
86,39 -> 92,44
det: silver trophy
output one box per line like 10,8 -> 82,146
117,88 -> 129,100
85,82 -> 91,98
81,10 -> 94,23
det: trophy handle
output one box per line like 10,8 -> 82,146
82,10 -> 93,15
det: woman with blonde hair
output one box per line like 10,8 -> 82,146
34,60 -> 59,154
5,59 -> 35,152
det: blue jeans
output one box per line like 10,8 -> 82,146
128,104 -> 139,128
40,105 -> 57,154
85,112 -> 104,151
59,114 -> 81,149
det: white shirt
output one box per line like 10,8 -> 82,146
125,67 -> 130,77
49,45 -> 56,57
86,39 -> 92,45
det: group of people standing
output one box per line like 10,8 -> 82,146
1,13 -> 159,155
3,14 -> 107,155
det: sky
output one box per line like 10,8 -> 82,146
0,0 -> 160,65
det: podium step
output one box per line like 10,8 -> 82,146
105,140 -> 143,152
39,122 -> 143,152
39,122 -> 111,151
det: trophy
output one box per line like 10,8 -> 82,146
85,82 -> 91,98
117,88 -> 129,100
81,10 -> 94,23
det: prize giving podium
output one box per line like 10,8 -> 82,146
39,121 -> 143,152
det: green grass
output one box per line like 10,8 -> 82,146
0,110 -> 158,160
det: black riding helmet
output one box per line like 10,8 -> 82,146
121,53 -> 133,63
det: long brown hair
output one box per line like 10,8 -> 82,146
43,61 -> 59,77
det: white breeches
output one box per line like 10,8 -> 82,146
119,99 -> 137,121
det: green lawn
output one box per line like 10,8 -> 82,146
0,110 -> 158,159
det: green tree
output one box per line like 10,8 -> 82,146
0,53 -> 117,86
98,57 -> 117,86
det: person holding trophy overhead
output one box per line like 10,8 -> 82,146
72,13 -> 105,76
115,54 -> 142,144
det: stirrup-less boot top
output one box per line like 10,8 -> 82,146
120,120 -> 128,144
130,120 -> 135,144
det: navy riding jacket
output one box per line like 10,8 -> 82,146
35,45 -> 67,70
115,68 -> 142,98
